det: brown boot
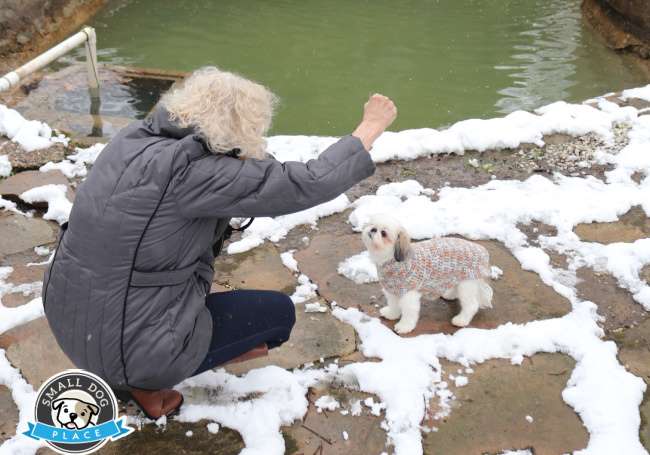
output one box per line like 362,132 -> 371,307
115,388 -> 184,420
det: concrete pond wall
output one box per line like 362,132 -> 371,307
0,0 -> 106,58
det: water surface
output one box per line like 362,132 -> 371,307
69,0 -> 649,135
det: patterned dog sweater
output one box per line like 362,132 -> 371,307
379,237 -> 490,298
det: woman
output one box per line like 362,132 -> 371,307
43,67 -> 396,419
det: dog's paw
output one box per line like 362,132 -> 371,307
394,320 -> 416,334
380,306 -> 401,320
451,315 -> 471,327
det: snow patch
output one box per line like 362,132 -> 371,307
0,104 -> 68,152
0,267 -> 45,454
176,366 -> 330,455
304,302 -> 328,313
337,251 -> 378,284
267,100 -> 631,165
280,250 -> 299,273
314,395 -> 340,412
290,274 -> 318,304
621,84 -> 650,102
68,143 -> 105,165
0,155 -> 11,178
490,265 -> 504,280
40,160 -> 87,179
20,184 -> 71,225
227,194 -> 350,254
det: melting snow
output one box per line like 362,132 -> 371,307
40,160 -> 87,179
315,395 -> 340,412
290,274 -> 318,304
0,267 -> 45,455
621,84 -> 650,102
280,250 -> 299,273
227,194 -> 350,254
0,155 -> 11,178
176,366 -> 330,455
0,104 -> 68,152
20,184 -> 71,225
1,91 -> 650,455
337,251 -> 378,284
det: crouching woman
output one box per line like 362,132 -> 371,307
42,66 -> 396,419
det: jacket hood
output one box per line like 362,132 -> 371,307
146,106 -> 196,140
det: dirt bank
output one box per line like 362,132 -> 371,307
0,0 -> 107,72
582,0 -> 650,59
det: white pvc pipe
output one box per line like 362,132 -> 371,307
0,26 -> 100,92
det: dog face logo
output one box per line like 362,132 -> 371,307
52,397 -> 100,430
24,369 -> 132,454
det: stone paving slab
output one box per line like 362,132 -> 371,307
214,243 -> 296,295
295,232 -> 572,335
610,317 -> 650,450
226,301 -> 356,375
424,354 -> 588,455
4,141 -> 66,172
1,249 -> 48,307
284,388 -> 388,455
0,385 -> 18,445
0,170 -> 69,200
294,232 -> 380,313
575,206 -> 650,244
1,265 -> 45,308
0,212 -> 56,257
571,209 -> 650,335
1,130 -> 648,454
576,267 -> 649,332
0,317 -> 74,389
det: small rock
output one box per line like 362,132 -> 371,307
7,142 -> 66,171
15,32 -> 31,45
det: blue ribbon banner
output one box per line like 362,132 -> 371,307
23,417 -> 133,444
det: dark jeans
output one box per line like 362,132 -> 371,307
192,290 -> 296,376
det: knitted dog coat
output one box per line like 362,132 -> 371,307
378,237 -> 490,297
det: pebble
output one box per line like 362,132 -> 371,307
512,124 -> 630,174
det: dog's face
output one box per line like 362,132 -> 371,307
362,214 -> 411,265
52,398 -> 99,430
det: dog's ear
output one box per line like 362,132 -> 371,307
394,228 -> 412,262
52,399 -> 64,410
87,403 -> 100,415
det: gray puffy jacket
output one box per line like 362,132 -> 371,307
43,107 -> 375,390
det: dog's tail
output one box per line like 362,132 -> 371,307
478,279 -> 493,309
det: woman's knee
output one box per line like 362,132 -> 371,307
267,291 -> 296,329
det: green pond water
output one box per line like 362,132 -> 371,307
69,0 -> 648,135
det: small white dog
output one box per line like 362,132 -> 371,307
362,214 -> 493,334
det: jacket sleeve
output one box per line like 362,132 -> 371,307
172,135 -> 375,218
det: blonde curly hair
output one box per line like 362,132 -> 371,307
160,66 -> 278,160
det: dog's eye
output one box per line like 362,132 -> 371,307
370,228 -> 377,233
81,412 -> 85,416
381,230 -> 387,238
63,408 -> 68,413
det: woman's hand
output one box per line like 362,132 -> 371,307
352,94 -> 398,151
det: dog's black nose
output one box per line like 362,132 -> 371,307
69,413 -> 78,420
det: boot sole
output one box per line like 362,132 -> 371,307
113,389 -> 184,421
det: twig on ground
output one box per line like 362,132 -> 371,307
301,424 -> 333,445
